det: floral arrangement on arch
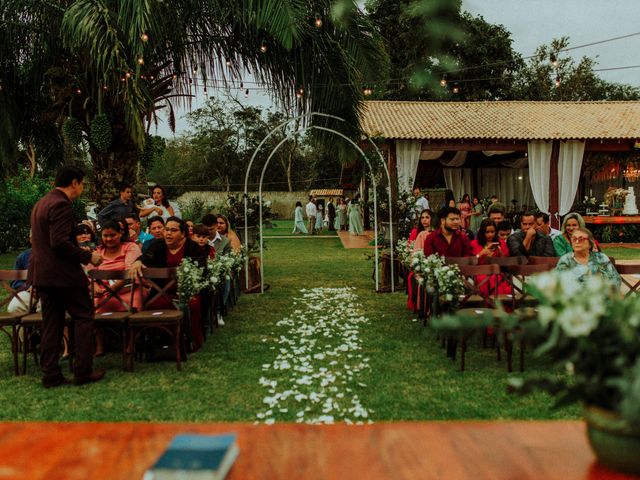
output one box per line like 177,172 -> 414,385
220,193 -> 275,230
508,270 -> 640,424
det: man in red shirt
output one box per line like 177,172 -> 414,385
424,206 -> 473,257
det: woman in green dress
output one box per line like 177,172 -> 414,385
348,194 -> 364,235
553,212 -> 585,256
292,201 -> 308,234
336,197 -> 347,231
469,196 -> 484,234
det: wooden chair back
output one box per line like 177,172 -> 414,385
501,264 -> 554,306
457,264 -> 501,307
0,270 -> 29,312
444,256 -> 478,266
136,267 -> 179,310
615,264 -> 640,296
486,256 -> 528,266
89,269 -> 132,312
527,256 -> 559,267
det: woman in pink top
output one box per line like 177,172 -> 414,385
458,193 -> 472,230
469,219 -> 510,295
407,209 -> 434,311
89,220 -> 142,355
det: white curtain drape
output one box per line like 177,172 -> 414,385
420,150 -> 444,160
395,140 -> 422,192
527,141 -> 553,214
477,168 -> 534,210
440,151 -> 467,167
443,168 -> 474,202
558,140 -> 585,215
501,156 -> 529,169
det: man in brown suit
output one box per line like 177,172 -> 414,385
28,166 -> 106,388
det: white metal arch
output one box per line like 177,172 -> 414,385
243,112 -> 395,293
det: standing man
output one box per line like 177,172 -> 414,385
413,187 -> 429,217
305,196 -> 317,235
327,197 -> 336,231
28,166 -> 105,388
97,182 -> 137,227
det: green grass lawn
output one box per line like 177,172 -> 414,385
261,219 -> 337,236
0,241 -> 638,422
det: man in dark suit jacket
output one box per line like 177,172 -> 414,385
28,166 -> 105,388
327,197 -> 336,231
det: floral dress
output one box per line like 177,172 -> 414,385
555,252 -> 621,289
458,201 -> 472,230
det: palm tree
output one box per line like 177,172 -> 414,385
1,0 -> 388,205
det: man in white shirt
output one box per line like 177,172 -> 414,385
413,187 -> 429,217
305,196 -> 317,235
535,212 -> 561,239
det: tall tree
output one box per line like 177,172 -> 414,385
1,0 -> 388,205
513,37 -> 640,101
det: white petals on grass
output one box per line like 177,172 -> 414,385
256,287 -> 372,425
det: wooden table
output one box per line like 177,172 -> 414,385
584,215 -> 640,225
0,421 -> 636,479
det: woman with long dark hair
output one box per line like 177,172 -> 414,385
470,218 -> 510,295
458,193 -> 472,230
140,185 -> 175,220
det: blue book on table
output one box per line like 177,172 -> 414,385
143,433 -> 239,480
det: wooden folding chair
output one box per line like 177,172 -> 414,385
128,268 -> 183,371
89,269 -> 132,371
501,263 -> 555,309
457,264 -> 501,308
615,264 -> 640,296
0,270 -> 29,375
20,288 -> 73,374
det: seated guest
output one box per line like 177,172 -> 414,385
470,219 -> 511,295
507,211 -> 555,257
411,209 -> 434,253
556,228 -> 620,289
553,212 -> 591,256
216,214 -> 242,252
88,220 -> 142,356
76,222 -> 97,251
125,213 -> 154,247
131,217 -> 208,352
143,217 -> 165,252
487,204 -> 506,224
10,232 -> 31,290
185,220 -> 195,239
496,220 -> 513,241
535,212 -> 561,239
97,182 -> 137,227
192,224 -> 216,258
424,206 -> 473,257
202,213 -> 231,255
8,232 -> 32,313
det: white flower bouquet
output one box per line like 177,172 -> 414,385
177,257 -> 206,305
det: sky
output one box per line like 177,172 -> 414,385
156,0 -> 640,138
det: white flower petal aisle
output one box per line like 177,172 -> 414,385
256,287 -> 373,425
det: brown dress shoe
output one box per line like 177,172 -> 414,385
73,369 -> 106,386
42,375 -> 71,389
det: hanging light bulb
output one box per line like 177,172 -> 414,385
137,57 -> 144,65
121,77 -> 126,82
260,41 -> 268,53
245,88 -> 250,97
452,85 -> 459,94
76,88 -> 82,95
102,85 -> 108,91
140,74 -> 146,80
240,81 -> 244,89
550,53 -> 558,67
172,73 -> 177,80
204,87 -> 208,96
314,13 -> 323,28
226,59 -> 232,67
141,32 -> 149,42
125,71 -> 131,79
149,75 -> 154,80
439,78 -> 447,87
555,76 -> 561,87
363,87 -> 373,96
296,91 -> 302,99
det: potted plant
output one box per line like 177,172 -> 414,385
506,271 -> 640,475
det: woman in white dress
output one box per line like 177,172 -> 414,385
336,197 -> 347,231
140,185 -> 175,221
348,194 -> 364,235
315,204 -> 324,232
292,201 -> 308,234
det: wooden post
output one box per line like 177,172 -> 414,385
549,140 -> 560,229
388,140 -> 398,215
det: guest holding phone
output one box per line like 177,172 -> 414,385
470,219 -> 510,295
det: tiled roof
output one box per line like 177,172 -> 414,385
360,101 -> 640,140
310,189 -> 344,196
